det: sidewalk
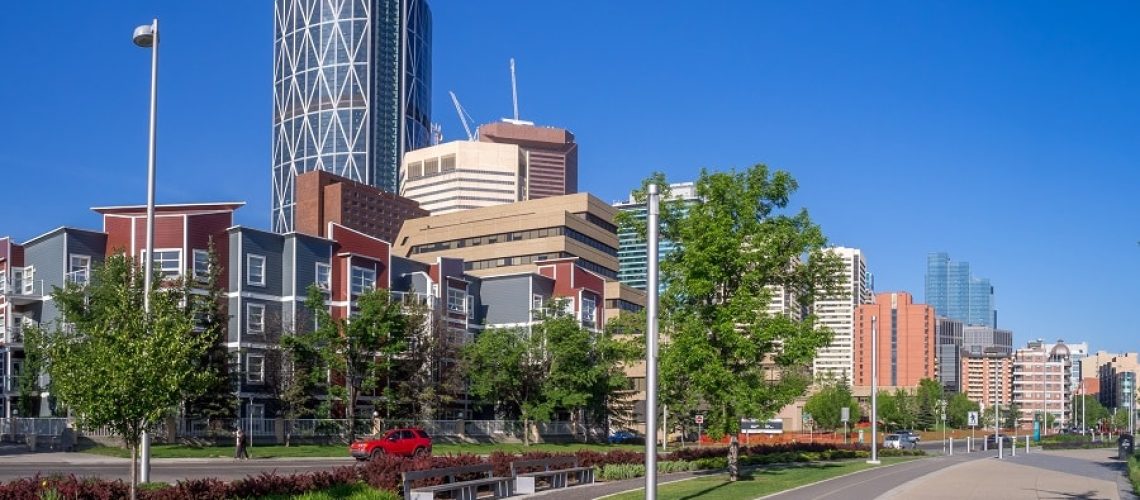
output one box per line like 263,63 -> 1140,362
880,448 -> 1133,500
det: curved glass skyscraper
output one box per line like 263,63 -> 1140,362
272,0 -> 432,232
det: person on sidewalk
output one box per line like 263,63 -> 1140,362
234,427 -> 249,460
371,411 -> 384,437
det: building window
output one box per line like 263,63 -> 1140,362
466,295 -> 475,319
315,262 -> 331,291
532,294 -> 544,312
141,249 -> 182,279
68,255 -> 91,285
247,303 -> 265,334
247,254 -> 266,286
582,295 -> 597,326
246,354 -> 265,384
446,287 -> 466,313
351,266 -> 376,295
562,297 -> 576,317
193,249 -> 211,283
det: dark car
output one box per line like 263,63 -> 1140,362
985,433 -> 1013,448
608,429 -> 644,445
349,428 -> 432,461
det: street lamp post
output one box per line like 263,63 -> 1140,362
132,17 -> 159,485
867,316 -> 879,465
644,184 -> 660,500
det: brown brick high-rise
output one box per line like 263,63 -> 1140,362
294,170 -> 428,244
855,292 -> 936,390
478,121 -> 578,199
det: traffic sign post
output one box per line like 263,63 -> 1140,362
841,407 -> 850,444
968,411 -> 979,453
803,413 -> 813,443
695,415 -> 704,444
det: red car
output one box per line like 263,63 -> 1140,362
350,428 -> 432,460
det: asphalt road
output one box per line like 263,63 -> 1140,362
0,458 -> 358,483
759,450 -> 994,500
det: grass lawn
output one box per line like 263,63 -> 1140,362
608,457 -> 921,500
81,441 -> 644,459
255,483 -> 399,499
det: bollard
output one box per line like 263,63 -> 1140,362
949,437 -> 953,456
1011,437 -> 1016,456
1025,435 -> 1030,454
983,438 -> 988,451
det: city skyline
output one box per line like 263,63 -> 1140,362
1,1 -> 1138,352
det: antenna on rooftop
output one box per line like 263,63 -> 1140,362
510,57 -> 519,121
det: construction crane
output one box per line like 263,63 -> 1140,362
448,91 -> 476,141
510,58 -> 519,121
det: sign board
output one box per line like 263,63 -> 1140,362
741,418 -> 784,434
694,415 -> 705,425
802,413 -> 812,424
841,407 -> 850,423
967,411 -> 979,427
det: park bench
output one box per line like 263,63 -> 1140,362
510,455 -> 595,495
402,463 -> 511,500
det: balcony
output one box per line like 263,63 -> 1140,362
0,277 -> 46,305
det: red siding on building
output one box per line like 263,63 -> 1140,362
104,217 -> 133,255
186,212 -> 234,285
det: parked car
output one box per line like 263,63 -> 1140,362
350,428 -> 432,461
608,429 -> 644,445
985,433 -> 1013,448
894,429 -> 920,444
883,434 -> 905,449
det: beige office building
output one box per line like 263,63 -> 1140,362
394,193 -> 619,279
400,141 -> 526,215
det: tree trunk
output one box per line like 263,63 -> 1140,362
347,384 -> 356,442
130,443 -> 138,500
728,434 -> 739,481
523,417 -> 531,447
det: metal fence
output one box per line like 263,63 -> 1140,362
1,417 -> 605,445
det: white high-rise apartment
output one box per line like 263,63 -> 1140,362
812,247 -> 872,383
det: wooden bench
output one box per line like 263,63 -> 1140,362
402,464 -> 511,500
510,456 -> 595,495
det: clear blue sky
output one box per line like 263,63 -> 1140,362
1,1 -> 1138,352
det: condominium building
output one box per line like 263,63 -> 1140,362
962,325 -> 1014,356
477,122 -> 577,199
1012,340 -> 1072,431
1098,354 -> 1140,410
294,170 -> 428,244
394,193 -> 619,279
814,247 -> 872,383
1084,351 -> 1139,398
613,182 -> 698,291
400,141 -> 527,214
271,0 -> 433,232
925,252 -> 996,327
854,292 -> 936,391
936,317 -> 964,393
960,351 -> 1014,408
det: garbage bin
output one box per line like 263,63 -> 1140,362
1117,434 -> 1134,459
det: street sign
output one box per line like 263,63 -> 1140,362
802,413 -> 812,424
841,407 -> 850,423
694,415 -> 704,425
968,411 -> 979,427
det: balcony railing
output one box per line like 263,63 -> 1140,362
0,277 -> 45,298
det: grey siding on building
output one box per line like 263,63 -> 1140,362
288,234 -> 333,298
23,231 -> 66,326
227,296 -> 242,343
391,256 -> 428,282
65,230 -> 107,265
239,231 -> 285,296
466,279 -> 484,326
481,275 -> 550,326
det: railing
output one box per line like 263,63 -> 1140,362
0,278 -> 45,297
65,270 -> 89,286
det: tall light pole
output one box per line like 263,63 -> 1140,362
132,17 -> 159,485
644,184 -> 660,500
867,316 -> 879,464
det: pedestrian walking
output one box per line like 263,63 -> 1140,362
371,411 -> 384,436
234,427 -> 249,460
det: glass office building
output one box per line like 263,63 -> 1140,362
613,183 -> 698,291
272,0 -> 432,232
925,252 -> 995,327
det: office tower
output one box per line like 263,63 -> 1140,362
1012,340 -> 1072,431
477,122 -> 577,199
936,317 -> 964,393
961,326 -> 1014,356
813,247 -> 873,383
960,351 -> 1014,407
613,182 -> 698,291
395,193 -> 619,278
854,292 -> 936,390
293,170 -> 428,243
1096,354 -> 1140,409
925,252 -> 995,327
400,141 -> 527,214
272,0 -> 432,232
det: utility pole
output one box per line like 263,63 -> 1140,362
867,316 -> 879,465
643,184 -> 660,500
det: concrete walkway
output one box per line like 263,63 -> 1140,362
881,448 -> 1134,500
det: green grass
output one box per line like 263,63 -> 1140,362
1129,455 -> 1139,496
81,441 -> 644,459
255,483 -> 399,500
608,457 -> 921,500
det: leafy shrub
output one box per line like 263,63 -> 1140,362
598,463 -> 647,481
1129,454 -> 1139,495
657,461 -> 695,473
877,448 -> 926,457
692,457 -> 728,470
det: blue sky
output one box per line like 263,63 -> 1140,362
1,1 -> 1137,352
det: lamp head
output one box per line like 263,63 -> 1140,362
133,23 -> 155,47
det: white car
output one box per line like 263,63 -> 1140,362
883,434 -> 904,449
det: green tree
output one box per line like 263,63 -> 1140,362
915,378 -> 944,431
876,389 -> 917,430
654,165 -> 843,480
1072,395 -> 1109,430
388,302 -> 464,421
182,239 -> 235,422
597,310 -> 645,431
946,392 -> 979,429
803,383 -> 860,431
30,254 -> 211,499
463,325 -> 546,445
17,342 -> 44,416
1112,407 -> 1131,431
293,285 -> 412,441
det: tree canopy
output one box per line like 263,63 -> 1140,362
803,382 -> 860,431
